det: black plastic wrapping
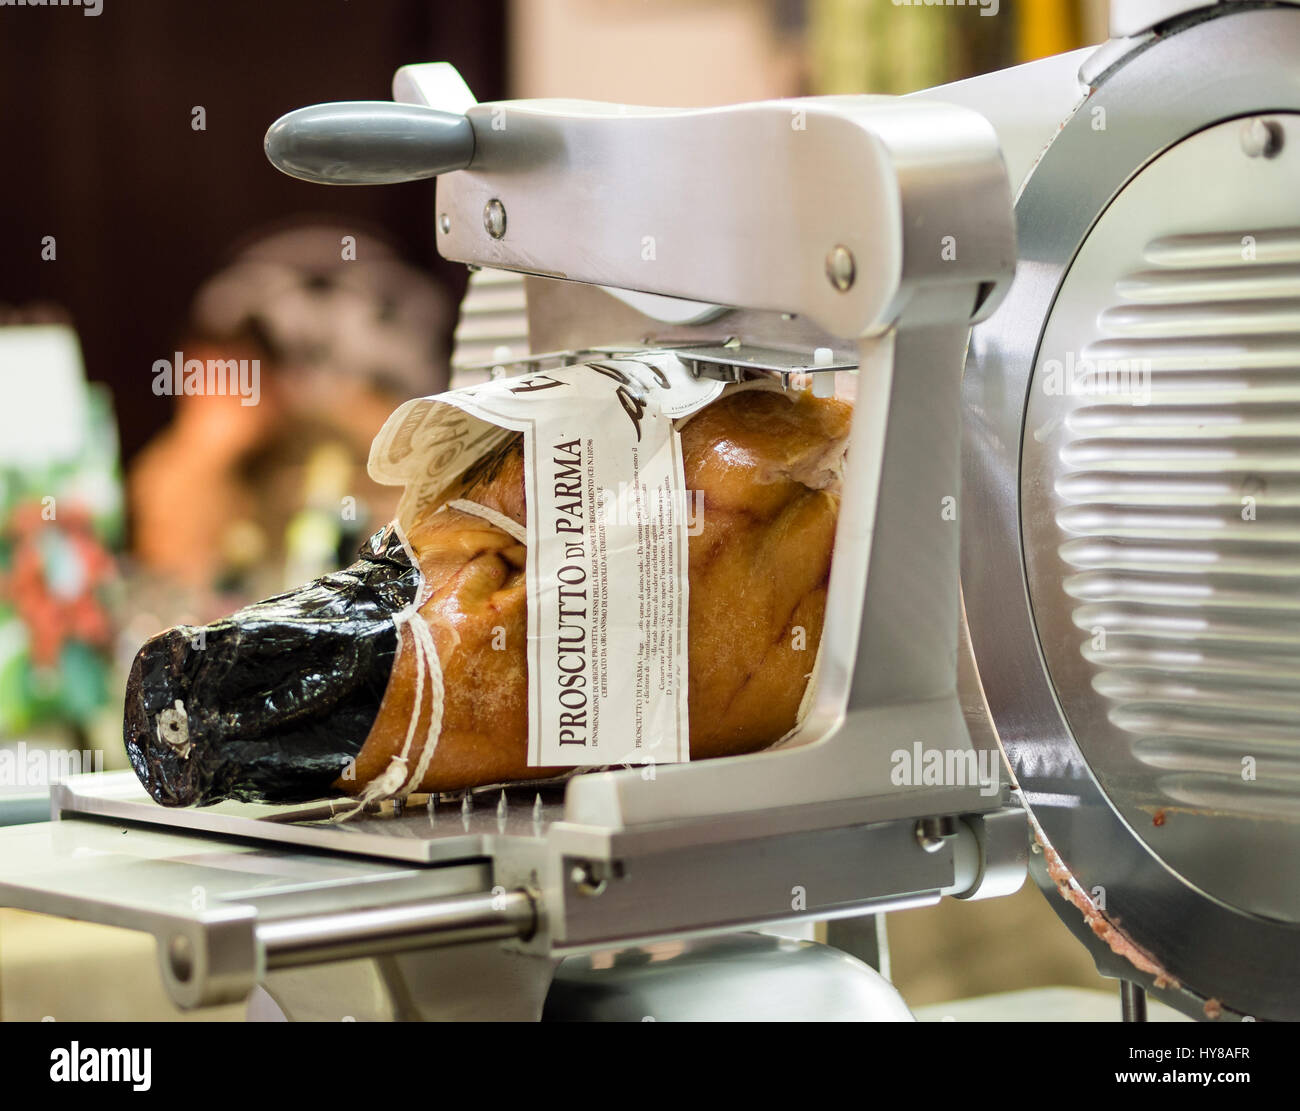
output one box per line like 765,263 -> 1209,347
124,525 -> 420,806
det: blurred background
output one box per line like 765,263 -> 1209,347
0,0 -> 1139,1021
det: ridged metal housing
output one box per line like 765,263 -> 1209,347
1020,114 -> 1300,923
1061,229 -> 1300,817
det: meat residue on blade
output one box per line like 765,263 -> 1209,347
1032,826 -> 1181,991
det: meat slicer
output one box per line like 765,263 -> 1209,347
1,0 -> 1297,1023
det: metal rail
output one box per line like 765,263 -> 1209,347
257,890 -> 538,970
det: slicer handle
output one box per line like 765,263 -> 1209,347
264,101 -> 474,185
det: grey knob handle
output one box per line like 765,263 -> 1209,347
264,101 -> 475,185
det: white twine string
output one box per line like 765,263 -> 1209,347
446,498 -> 527,544
330,502 -> 519,822
401,613 -> 444,793
330,521 -> 445,823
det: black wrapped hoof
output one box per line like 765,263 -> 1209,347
124,525 -> 421,806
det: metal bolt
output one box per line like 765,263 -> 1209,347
570,862 -> 607,897
915,815 -> 957,854
483,198 -> 507,239
1240,117 -> 1282,159
826,245 -> 856,292
438,212 -> 451,234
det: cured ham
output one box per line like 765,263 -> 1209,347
124,388 -> 850,806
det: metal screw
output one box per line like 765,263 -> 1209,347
915,815 -> 956,854
438,212 -> 451,234
1240,117 -> 1282,159
570,862 -> 607,897
483,199 -> 507,239
826,245 -> 856,292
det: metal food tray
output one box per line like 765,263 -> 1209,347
50,770 -> 567,864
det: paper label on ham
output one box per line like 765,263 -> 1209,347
369,353 -> 724,767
